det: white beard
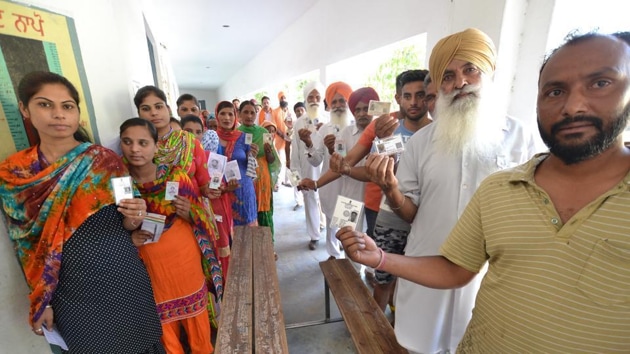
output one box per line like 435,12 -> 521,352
329,108 -> 350,130
306,102 -> 322,119
433,81 -> 504,158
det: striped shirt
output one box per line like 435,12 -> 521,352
441,153 -> 630,353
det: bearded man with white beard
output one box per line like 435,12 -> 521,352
302,82 -> 354,256
341,28 -> 538,354
291,82 -> 326,250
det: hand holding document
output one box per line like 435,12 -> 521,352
374,134 -> 405,155
330,196 -> 364,230
367,100 -> 391,116
286,169 -> 302,187
141,213 -> 166,243
111,176 -> 133,205
225,160 -> 242,181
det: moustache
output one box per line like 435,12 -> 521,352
448,85 -> 480,102
550,116 -> 603,136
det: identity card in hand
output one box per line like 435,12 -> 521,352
335,139 -> 346,157
111,176 -> 133,205
367,100 -> 391,116
263,133 -> 274,145
208,153 -> 227,175
209,171 -> 223,189
375,134 -> 405,155
224,160 -> 242,181
305,118 -> 317,133
165,181 -> 179,201
141,213 -> 166,243
287,169 -> 302,187
245,133 -> 253,145
330,195 -> 364,230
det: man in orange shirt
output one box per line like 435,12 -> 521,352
271,92 -> 290,153
258,96 -> 272,125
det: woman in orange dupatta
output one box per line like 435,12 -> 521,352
0,72 -> 163,353
121,118 -> 222,353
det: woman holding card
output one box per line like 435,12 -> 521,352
120,118 -> 222,353
134,86 -> 228,281
182,114 -> 232,274
237,101 -> 280,236
0,72 -> 164,353
134,86 -> 212,198
215,101 -> 258,226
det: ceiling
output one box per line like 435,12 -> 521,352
150,0 -> 318,90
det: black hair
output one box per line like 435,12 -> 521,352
119,117 -> 158,143
239,100 -> 256,112
134,85 -> 167,109
398,69 -> 429,91
216,101 -> 234,115
176,93 -> 199,108
614,31 -> 630,46
169,117 -> 182,128
18,71 -> 91,143
539,30 -> 604,77
294,102 -> 305,111
261,96 -> 270,102
181,114 -> 204,128
18,71 -> 80,107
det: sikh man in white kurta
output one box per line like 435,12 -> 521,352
360,28 -> 537,353
291,81 -> 326,250
306,82 -> 354,258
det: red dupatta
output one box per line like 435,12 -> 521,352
215,102 -> 242,159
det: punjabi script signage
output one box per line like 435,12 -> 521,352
0,0 -> 98,161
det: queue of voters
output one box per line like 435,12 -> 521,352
0,8 -> 629,353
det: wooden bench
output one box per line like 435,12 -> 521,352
319,258 -> 407,354
215,226 -> 288,353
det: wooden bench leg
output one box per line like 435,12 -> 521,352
325,278 -> 330,321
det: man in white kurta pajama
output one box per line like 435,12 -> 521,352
307,82 -> 354,257
351,28 -> 538,353
291,82 -> 326,250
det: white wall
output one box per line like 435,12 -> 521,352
178,87 -> 219,112
0,220 -> 44,352
218,0 -> 450,99
218,0 -> 512,98
218,0 -> 556,134
0,0 -> 170,351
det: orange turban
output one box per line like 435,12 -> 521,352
325,82 -> 353,106
429,28 -> 497,88
261,120 -> 277,131
278,91 -> 286,100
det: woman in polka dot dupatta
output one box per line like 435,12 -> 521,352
0,72 -> 164,353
